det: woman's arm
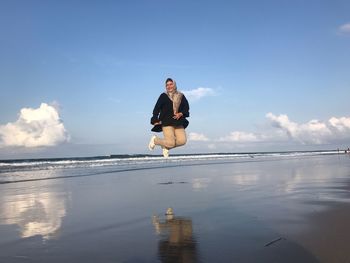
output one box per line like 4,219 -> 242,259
180,95 -> 190,118
150,94 -> 164,124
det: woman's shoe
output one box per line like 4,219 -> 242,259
162,147 -> 169,158
148,135 -> 156,150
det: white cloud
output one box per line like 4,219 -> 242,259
189,132 -> 209,142
218,131 -> 261,143
215,113 -> 350,146
266,113 -> 350,144
338,22 -> 350,35
329,117 -> 350,132
0,103 -> 69,148
182,87 -> 215,101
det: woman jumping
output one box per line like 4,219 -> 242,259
148,78 -> 190,158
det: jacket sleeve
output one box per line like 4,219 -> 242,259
150,94 -> 163,124
180,95 -> 190,118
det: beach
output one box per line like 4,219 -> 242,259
1,153 -> 350,262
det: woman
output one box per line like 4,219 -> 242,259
148,78 -> 190,158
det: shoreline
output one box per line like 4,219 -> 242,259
0,148 -> 345,162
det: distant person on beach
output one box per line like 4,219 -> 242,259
148,78 -> 190,158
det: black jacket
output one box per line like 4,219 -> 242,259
151,93 -> 190,132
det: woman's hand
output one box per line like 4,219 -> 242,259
173,112 -> 183,120
154,121 -> 162,125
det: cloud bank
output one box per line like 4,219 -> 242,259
189,132 -> 209,142
0,103 -> 69,148
182,87 -> 215,101
192,113 -> 350,146
218,131 -> 261,143
266,113 -> 350,144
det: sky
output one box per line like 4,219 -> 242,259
0,0 -> 350,159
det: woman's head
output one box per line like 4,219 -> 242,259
165,78 -> 177,93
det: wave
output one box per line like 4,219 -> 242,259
0,150 -> 341,184
0,150 -> 339,173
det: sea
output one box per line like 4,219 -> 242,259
0,150 -> 340,184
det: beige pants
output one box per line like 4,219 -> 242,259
154,126 -> 187,149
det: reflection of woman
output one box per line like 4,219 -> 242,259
153,209 -> 197,263
148,78 -> 190,158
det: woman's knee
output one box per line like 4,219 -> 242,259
176,137 -> 187,147
165,139 -> 176,149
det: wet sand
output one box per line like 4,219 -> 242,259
1,154 -> 350,262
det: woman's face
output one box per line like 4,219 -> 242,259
166,81 -> 175,93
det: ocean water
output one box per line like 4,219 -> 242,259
0,150 -> 339,184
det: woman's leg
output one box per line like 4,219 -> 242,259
154,126 -> 176,149
174,127 -> 187,147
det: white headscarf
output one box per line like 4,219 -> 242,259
166,80 -> 183,115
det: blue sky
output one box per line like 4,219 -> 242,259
0,0 -> 350,158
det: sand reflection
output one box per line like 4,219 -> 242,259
153,208 -> 198,263
0,188 -> 67,240
192,178 -> 211,190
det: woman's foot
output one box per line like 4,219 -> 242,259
148,135 -> 156,150
162,147 -> 169,158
